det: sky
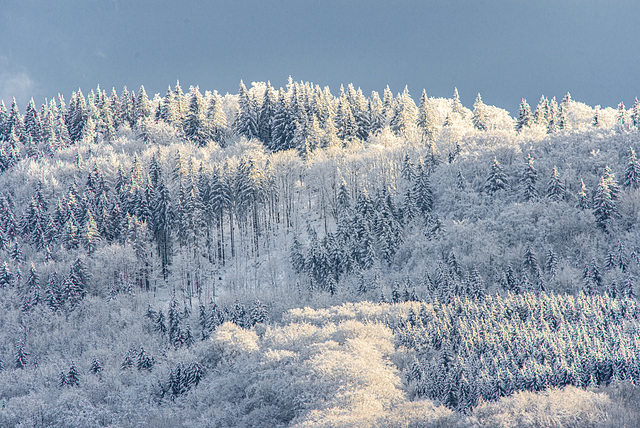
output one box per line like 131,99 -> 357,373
1,0 -> 640,115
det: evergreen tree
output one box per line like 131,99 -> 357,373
413,159 -> 434,214
234,80 -> 259,139
485,157 -> 508,194
616,102 -> 628,131
546,166 -> 565,201
15,341 -> 29,369
390,86 -> 418,136
137,347 -> 155,371
90,357 -> 103,377
516,99 -> 533,132
472,94 -> 488,131
451,87 -> 464,116
521,154 -> 538,201
545,97 -> 558,133
603,166 -> 621,201
0,261 -> 12,288
22,263 -> 40,311
183,86 -> 210,147
624,147 -> 640,189
593,175 -> 618,231
66,362 -> 80,387
632,98 -> 640,130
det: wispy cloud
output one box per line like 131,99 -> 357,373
0,57 -> 37,107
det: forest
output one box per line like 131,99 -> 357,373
1,78 -> 640,427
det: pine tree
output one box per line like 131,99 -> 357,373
516,99 -> 533,132
521,154 -> 538,201
15,341 -> 29,369
593,175 -> 618,231
137,347 -> 155,371
547,97 -> 559,133
183,86 -> 210,147
234,81 -> 259,139
413,159 -> 434,214
451,87 -> 464,116
0,261 -> 12,288
22,263 -> 40,311
603,166 -> 621,201
417,90 -> 437,142
624,147 -> 640,189
485,157 -> 509,194
90,357 -> 103,377
632,98 -> 640,130
616,102 -> 628,131
472,94 -> 488,131
390,86 -> 418,136
546,166 -> 565,201
66,362 -> 80,387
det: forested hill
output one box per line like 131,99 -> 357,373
1,79 -> 640,426
1,79 -> 639,301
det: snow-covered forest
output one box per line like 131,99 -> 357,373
1,78 -> 640,427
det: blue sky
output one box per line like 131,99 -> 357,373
1,0 -> 639,114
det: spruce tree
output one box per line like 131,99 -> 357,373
66,362 -> 80,387
472,94 -> 488,131
516,99 -> 533,132
15,341 -> 29,369
546,166 -> 565,201
593,175 -> 618,231
484,157 -> 508,194
624,147 -> 640,189
521,154 -> 538,201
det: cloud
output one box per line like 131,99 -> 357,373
0,57 -> 38,107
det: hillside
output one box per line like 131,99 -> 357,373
1,80 -> 640,426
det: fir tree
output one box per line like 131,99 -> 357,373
516,99 -> 533,132
485,157 -> 508,194
89,357 -> 103,377
472,94 -> 487,131
15,341 -> 29,369
521,154 -> 538,201
546,166 -> 565,201
593,175 -> 618,231
623,147 -> 640,190
66,362 -> 80,387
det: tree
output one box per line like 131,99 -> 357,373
390,86 -> 418,136
546,166 -> 565,201
153,178 -> 173,279
22,263 -> 40,311
521,154 -> 538,201
624,147 -> 640,190
471,93 -> 488,131
616,102 -> 628,131
632,98 -> 640,130
577,179 -> 590,210
66,362 -> 80,387
413,159 -> 434,215
234,81 -> 259,139
593,175 -> 618,231
485,157 -> 508,194
15,341 -> 29,369
516,99 -> 533,132
183,86 -> 210,147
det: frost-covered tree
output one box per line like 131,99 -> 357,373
593,175 -> 618,231
546,166 -> 565,201
623,147 -> 640,190
472,93 -> 487,131
521,154 -> 538,201
485,157 -> 509,194
516,99 -> 533,132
